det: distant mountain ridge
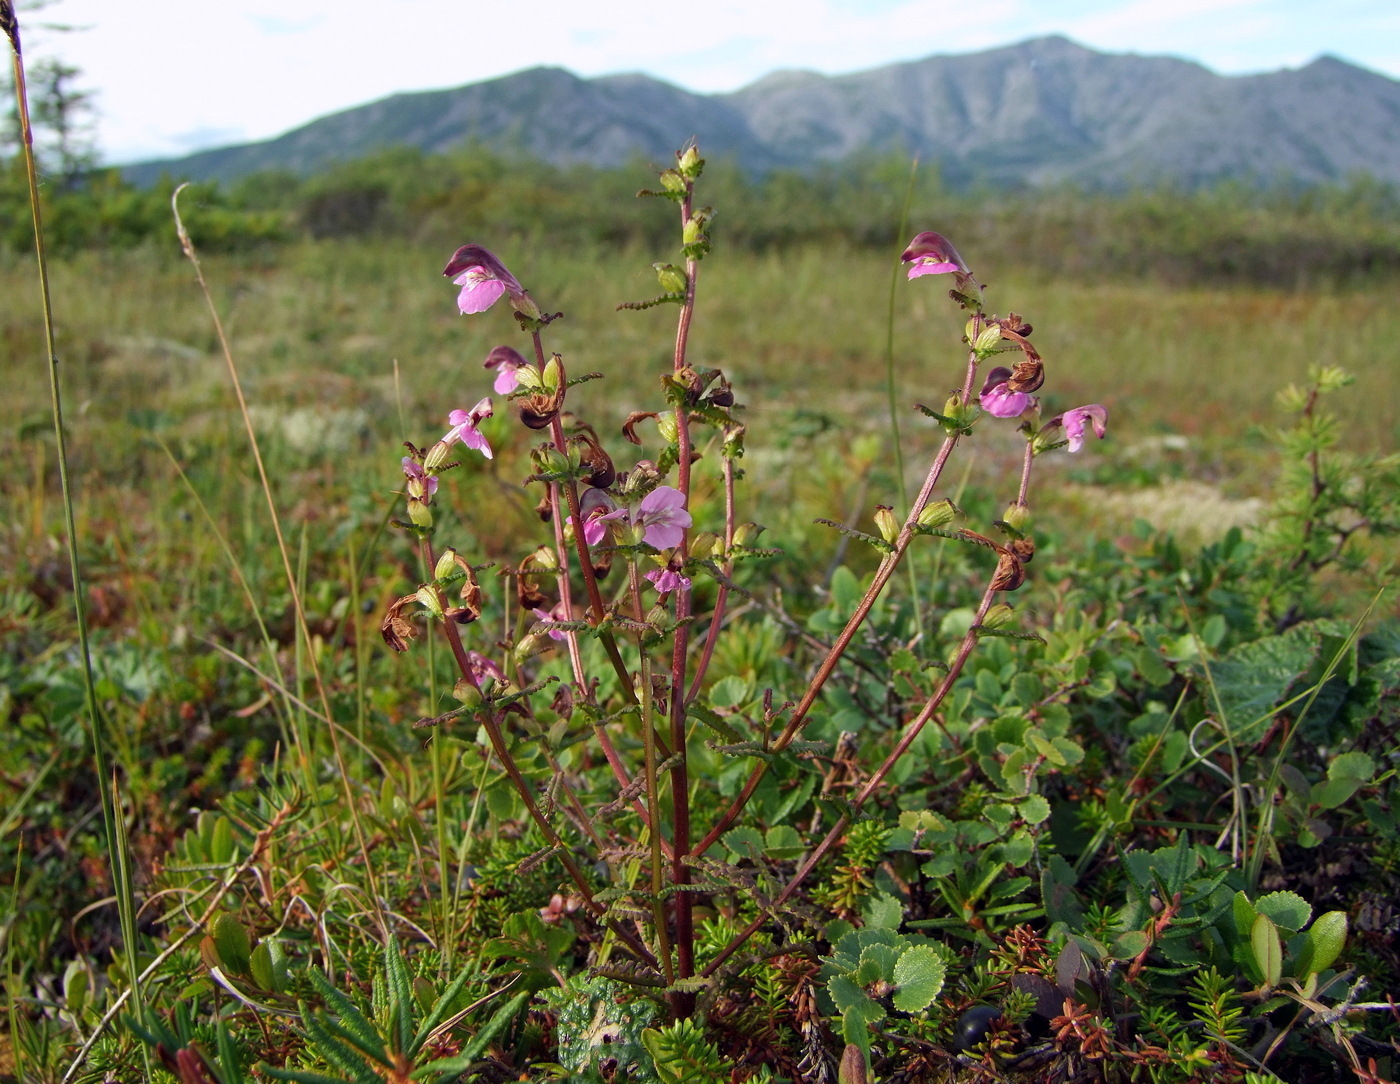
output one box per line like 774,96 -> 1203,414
122,36 -> 1400,189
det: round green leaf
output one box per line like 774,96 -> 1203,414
891,945 -> 946,1012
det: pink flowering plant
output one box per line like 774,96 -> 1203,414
382,143 -> 1116,1042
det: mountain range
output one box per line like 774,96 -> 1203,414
122,35 -> 1400,190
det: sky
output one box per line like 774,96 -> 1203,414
14,0 -> 1400,165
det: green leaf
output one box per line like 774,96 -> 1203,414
891,946 -> 945,1012
1210,623 -> 1331,735
416,990 -> 530,1076
860,893 -> 904,930
211,914 -> 252,977
1232,891 -> 1259,938
1018,795 -> 1051,825
721,826 -> 765,863
827,973 -> 868,1014
1294,911 -> 1348,978
1254,891 -> 1311,933
855,944 -> 900,986
764,825 -> 806,861
708,675 -> 754,710
1251,914 -> 1283,988
1110,930 -> 1149,960
838,994 -> 886,1052
1328,751 -> 1375,784
249,940 -> 286,992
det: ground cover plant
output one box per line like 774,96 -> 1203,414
5,10 -> 1400,1083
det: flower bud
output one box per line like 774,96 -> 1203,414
452,680 -> 484,711
973,323 -> 1004,357
433,549 -> 459,581
732,522 -> 765,547
656,413 -> 679,445
654,263 -> 688,294
659,168 -> 685,193
983,604 -> 1016,629
1002,502 -> 1031,532
541,355 -> 562,391
873,505 -> 899,543
677,144 -> 702,176
415,586 -> 444,619
407,498 -> 434,529
514,363 -> 545,392
689,531 -> 720,559
422,440 -> 453,472
917,499 -> 958,530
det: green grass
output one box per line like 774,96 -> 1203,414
2,233 -> 1397,1082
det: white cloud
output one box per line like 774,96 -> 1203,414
13,0 -> 1400,164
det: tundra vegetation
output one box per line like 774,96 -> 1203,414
3,14 -> 1399,1084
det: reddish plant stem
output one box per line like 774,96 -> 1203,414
667,187 -> 701,1002
686,453 -> 737,704
421,537 -> 658,969
702,581 -> 1000,977
691,344 -> 983,859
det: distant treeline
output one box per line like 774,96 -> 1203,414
5,145 -> 1400,287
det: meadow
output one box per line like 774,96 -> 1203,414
2,146 -> 1399,1083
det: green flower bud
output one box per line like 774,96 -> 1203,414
654,262 -> 688,294
690,531 -> 720,559
541,355 -> 562,391
452,680 -> 483,711
873,505 -> 899,543
1002,502 -> 1031,532
434,550 -> 459,581
656,412 -> 679,445
659,168 -> 685,193
917,499 -> 958,529
407,498 -> 434,529
973,324 -> 1004,357
415,586 -> 444,619
982,604 -> 1015,629
732,522 -> 765,547
677,144 -> 702,176
423,440 -> 452,472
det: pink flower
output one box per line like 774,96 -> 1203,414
1052,405 -> 1108,452
443,245 -> 525,315
579,487 -> 617,547
442,397 -> 494,459
645,568 -> 691,594
634,486 -> 692,549
531,605 -> 569,642
900,231 -> 969,280
484,344 -> 529,394
599,486 -> 692,549
466,650 -> 507,685
401,456 -> 438,498
979,366 -> 1032,418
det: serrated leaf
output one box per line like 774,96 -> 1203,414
1018,795 -> 1051,825
708,675 -> 754,710
722,826 -> 765,863
827,973 -> 868,1014
1328,751 -> 1375,784
861,893 -> 904,930
1251,914 -> 1283,988
856,944 -> 899,985
1232,891 -> 1258,937
891,946 -> 945,1012
1254,891 -> 1311,933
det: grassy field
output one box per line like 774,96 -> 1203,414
2,227 -> 1398,1081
